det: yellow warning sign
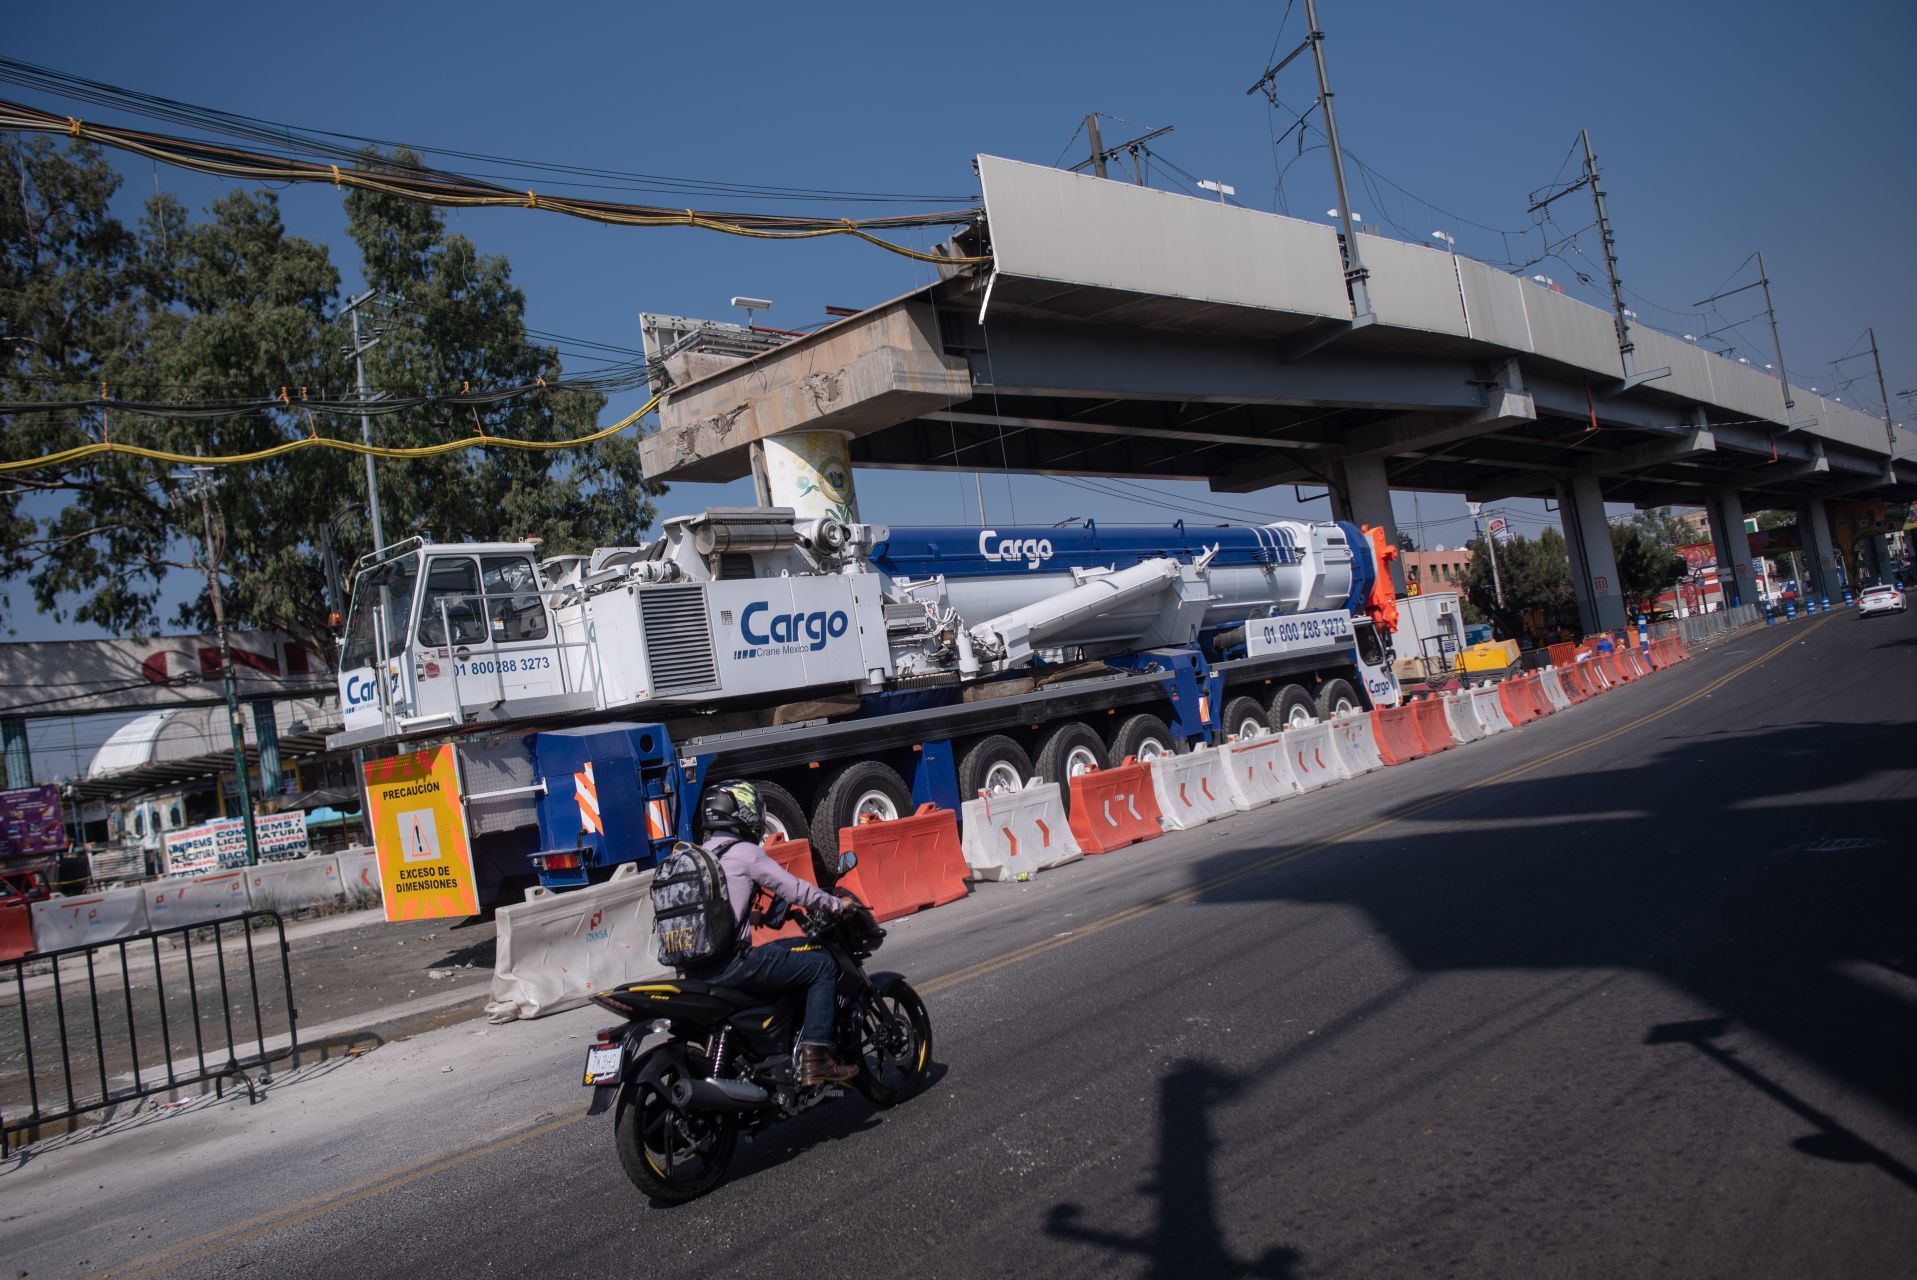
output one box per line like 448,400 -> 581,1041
362,745 -> 480,922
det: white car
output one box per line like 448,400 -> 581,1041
1857,585 -> 1906,617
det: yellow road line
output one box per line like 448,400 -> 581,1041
104,617 -> 1824,1275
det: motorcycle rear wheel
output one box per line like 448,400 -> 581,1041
853,976 -> 933,1106
615,1075 -> 739,1204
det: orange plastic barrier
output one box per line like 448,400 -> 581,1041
0,903 -> 32,962
751,838 -> 818,945
1408,697 -> 1455,756
1067,759 -> 1164,854
1548,642 -> 1579,668
1498,678 -> 1539,727
1604,651 -> 1635,684
1524,671 -> 1556,716
836,803 -> 968,924
1371,705 -> 1427,766
1554,664 -> 1588,704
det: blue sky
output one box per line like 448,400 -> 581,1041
7,0 -> 1915,772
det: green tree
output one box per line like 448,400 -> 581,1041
1460,528 -> 1574,642
1629,505 -> 1706,549
2,141 -> 664,655
1610,523 -> 1687,615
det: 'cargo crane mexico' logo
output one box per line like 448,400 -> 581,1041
979,529 -> 1055,569
736,601 -> 850,658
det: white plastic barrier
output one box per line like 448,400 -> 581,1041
1537,667 -> 1573,712
243,854 -> 346,912
335,849 -> 382,902
1149,745 -> 1237,831
1284,722 -> 1347,792
1469,686 -> 1512,735
485,862 -> 667,1022
1444,694 -> 1485,745
1222,735 -> 1300,811
1328,713 -> 1386,776
143,870 -> 253,929
30,887 -> 151,952
961,779 -> 1082,880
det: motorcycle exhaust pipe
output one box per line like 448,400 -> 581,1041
670,1076 -> 770,1112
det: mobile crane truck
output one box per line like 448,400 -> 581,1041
329,505 -> 1402,902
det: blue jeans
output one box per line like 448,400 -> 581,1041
706,939 -> 839,1046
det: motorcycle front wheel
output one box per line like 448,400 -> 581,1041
852,975 -> 933,1106
614,1070 -> 739,1204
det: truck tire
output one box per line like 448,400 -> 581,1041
1034,721 -> 1106,795
1110,712 -> 1178,763
1315,678 -> 1362,720
751,780 -> 811,848
958,734 -> 1033,800
809,760 -> 913,871
1268,684 -> 1317,730
1220,696 -> 1270,742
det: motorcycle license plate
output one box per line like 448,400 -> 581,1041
582,1045 -> 622,1087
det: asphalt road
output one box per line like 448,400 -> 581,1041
4,611 -> 1913,1279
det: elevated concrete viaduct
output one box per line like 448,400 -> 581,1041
641,156 -> 1917,633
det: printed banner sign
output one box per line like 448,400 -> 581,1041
161,811 -> 311,875
161,823 -> 223,877
1,784 -> 67,857
363,745 -> 479,922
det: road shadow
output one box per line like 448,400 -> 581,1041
721,1062 -> 950,1188
1044,1058 -> 1304,1277
1187,716 -> 1917,1172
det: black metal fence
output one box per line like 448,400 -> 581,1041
1,910 -> 300,1155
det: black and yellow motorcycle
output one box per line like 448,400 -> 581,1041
583,871 -> 933,1204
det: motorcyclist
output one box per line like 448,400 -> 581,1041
686,781 -> 858,1088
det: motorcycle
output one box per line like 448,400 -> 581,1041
582,861 -> 933,1203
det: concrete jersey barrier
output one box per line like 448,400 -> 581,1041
1283,722 -> 1345,793
30,886 -> 152,952
1443,693 -> 1485,745
1328,713 -> 1385,776
1222,735 -> 1300,811
961,780 -> 1082,880
1149,746 -> 1236,831
144,870 -> 252,930
486,862 -> 666,1022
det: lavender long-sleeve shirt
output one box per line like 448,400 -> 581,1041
712,837 -> 840,948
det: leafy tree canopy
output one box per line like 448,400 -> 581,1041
1610,523 -> 1688,614
2,140 -> 664,657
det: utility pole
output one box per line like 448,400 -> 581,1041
1868,327 -> 1896,455
1302,0 -> 1371,317
342,289 -> 388,550
182,465 -> 261,867
1528,130 -> 1664,387
1085,114 -> 1107,180
1469,503 -> 1505,608
1758,252 -> 1794,418
1696,252 -> 1794,422
1075,116 -> 1173,184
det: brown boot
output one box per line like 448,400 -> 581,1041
796,1043 -> 858,1087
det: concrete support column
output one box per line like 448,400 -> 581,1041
1327,453 -> 1405,594
1795,497 -> 1840,601
251,700 -> 283,798
1556,474 -> 1627,634
1704,488 -> 1758,607
1865,533 -> 1892,584
2,716 -> 30,790
751,430 -> 860,522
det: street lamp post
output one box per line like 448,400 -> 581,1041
177,466 -> 261,866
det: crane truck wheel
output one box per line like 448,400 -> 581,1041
1268,684 -> 1318,730
808,760 -> 913,869
1110,712 -> 1179,764
1034,722 -> 1106,799
958,735 -> 1033,800
751,780 -> 812,848
1220,697 -> 1270,743
1315,678 -> 1362,721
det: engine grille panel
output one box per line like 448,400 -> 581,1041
641,585 -> 719,695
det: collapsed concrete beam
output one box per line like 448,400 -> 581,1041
642,295 -> 973,483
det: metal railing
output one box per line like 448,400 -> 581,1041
1,910 -> 299,1155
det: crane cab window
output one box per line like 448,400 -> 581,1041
1353,619 -> 1386,667
341,555 -> 419,670
480,556 -> 549,641
417,557 -> 488,646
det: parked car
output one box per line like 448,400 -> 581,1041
0,867 -> 52,908
1857,584 -> 1907,617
